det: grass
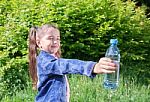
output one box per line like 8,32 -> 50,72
1,74 -> 150,102
70,75 -> 150,102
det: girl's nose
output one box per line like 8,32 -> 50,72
53,40 -> 57,44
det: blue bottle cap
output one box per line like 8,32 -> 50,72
110,39 -> 118,44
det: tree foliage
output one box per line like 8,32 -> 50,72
0,0 -> 150,99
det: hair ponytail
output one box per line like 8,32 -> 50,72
28,27 -> 38,90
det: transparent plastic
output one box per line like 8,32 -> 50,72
103,39 -> 120,90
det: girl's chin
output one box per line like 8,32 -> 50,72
49,49 -> 58,54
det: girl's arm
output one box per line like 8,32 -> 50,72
37,51 -> 116,77
38,57 -> 96,78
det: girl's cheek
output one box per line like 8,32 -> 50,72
47,41 -> 52,45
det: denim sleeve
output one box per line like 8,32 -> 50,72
39,57 -> 97,78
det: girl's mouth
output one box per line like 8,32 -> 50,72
51,46 -> 58,48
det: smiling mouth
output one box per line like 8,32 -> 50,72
51,46 -> 58,48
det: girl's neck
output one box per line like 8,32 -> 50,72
51,53 -> 58,59
41,50 -> 58,58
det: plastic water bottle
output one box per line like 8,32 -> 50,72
103,39 -> 120,90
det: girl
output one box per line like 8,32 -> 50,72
28,24 -> 116,102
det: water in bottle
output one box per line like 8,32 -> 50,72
103,39 -> 120,90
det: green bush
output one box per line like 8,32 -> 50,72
0,0 -> 150,99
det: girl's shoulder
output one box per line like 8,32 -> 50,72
37,50 -> 56,61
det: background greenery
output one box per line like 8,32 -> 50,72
0,0 -> 150,101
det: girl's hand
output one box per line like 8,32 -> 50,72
93,57 -> 117,74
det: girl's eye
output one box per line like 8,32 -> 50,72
47,36 -> 60,41
57,38 -> 60,40
48,37 -> 53,40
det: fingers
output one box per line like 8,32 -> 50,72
100,57 -> 112,62
97,62 -> 116,72
99,58 -> 115,65
100,64 -> 116,70
99,57 -> 116,67
93,57 -> 117,74
93,63 -> 115,74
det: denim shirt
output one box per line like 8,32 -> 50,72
35,50 -> 96,102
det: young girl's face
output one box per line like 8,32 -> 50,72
37,27 -> 60,55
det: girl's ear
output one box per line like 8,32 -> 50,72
36,38 -> 42,48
